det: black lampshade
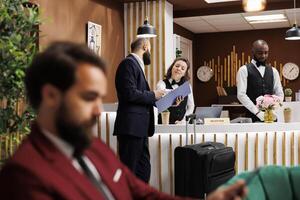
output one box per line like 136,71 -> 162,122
137,19 -> 157,38
285,24 -> 300,40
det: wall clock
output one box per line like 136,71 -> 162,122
197,66 -> 213,82
282,62 -> 299,80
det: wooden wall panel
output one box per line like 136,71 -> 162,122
124,0 -> 166,90
33,0 -> 124,103
193,28 -> 300,106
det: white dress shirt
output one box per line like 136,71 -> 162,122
156,79 -> 195,123
42,129 -> 100,181
42,129 -> 116,200
131,53 -> 145,74
236,59 -> 284,116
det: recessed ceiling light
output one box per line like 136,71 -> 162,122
204,0 -> 239,3
248,19 -> 288,24
244,14 -> 288,23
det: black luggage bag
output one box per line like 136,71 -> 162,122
174,142 -> 235,199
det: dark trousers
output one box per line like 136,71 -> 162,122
117,135 -> 151,183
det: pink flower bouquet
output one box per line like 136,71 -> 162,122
256,95 -> 283,111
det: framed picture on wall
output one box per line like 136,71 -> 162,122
86,21 -> 102,56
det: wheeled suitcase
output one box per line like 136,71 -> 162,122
174,141 -> 235,199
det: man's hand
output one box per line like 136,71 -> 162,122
272,111 -> 278,120
175,119 -> 185,124
207,180 -> 247,200
256,111 -> 265,121
257,111 -> 277,121
154,89 -> 166,100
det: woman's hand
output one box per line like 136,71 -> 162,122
172,96 -> 184,107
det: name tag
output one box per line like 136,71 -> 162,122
204,118 -> 230,125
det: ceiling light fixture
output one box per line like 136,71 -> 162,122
243,0 -> 266,12
204,0 -> 239,3
244,14 -> 288,23
248,19 -> 288,24
285,0 -> 300,40
137,0 -> 157,38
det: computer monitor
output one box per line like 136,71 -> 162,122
194,106 -> 223,121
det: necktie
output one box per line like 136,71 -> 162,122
76,155 -> 115,200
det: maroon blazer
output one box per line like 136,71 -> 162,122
0,123 -> 183,200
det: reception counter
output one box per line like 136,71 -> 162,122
98,105 -> 300,194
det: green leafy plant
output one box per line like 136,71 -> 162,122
284,88 -> 292,97
284,107 -> 291,112
176,48 -> 182,58
0,0 -> 40,134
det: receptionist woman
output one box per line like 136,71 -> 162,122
156,57 -> 194,124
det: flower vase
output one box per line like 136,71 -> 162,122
264,109 -> 274,123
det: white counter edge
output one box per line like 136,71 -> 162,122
155,122 -> 300,133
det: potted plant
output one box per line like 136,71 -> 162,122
0,0 -> 40,163
176,48 -> 182,58
284,88 -> 293,102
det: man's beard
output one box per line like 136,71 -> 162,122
55,102 -> 96,157
143,50 -> 151,65
254,56 -> 266,66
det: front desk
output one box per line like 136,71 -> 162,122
98,105 -> 300,195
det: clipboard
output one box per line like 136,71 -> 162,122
155,81 -> 191,113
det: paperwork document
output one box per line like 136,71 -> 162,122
155,81 -> 191,113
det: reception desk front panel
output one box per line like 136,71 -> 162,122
98,111 -> 300,195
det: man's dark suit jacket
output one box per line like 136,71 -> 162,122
0,123 -> 182,200
113,54 -> 156,137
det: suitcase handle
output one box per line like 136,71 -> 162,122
185,114 -> 197,145
201,144 -> 215,148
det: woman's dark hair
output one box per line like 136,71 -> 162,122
25,41 -> 106,109
165,57 -> 190,81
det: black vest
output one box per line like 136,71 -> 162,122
158,79 -> 188,124
245,63 -> 274,121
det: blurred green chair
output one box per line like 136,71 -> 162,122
225,166 -> 300,200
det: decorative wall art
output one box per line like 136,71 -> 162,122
86,21 -> 102,56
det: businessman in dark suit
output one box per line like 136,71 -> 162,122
113,38 -> 165,183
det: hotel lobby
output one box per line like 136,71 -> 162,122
1,0 -> 300,199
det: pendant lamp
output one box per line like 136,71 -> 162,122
137,0 -> 157,38
243,0 -> 266,12
285,0 -> 300,40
